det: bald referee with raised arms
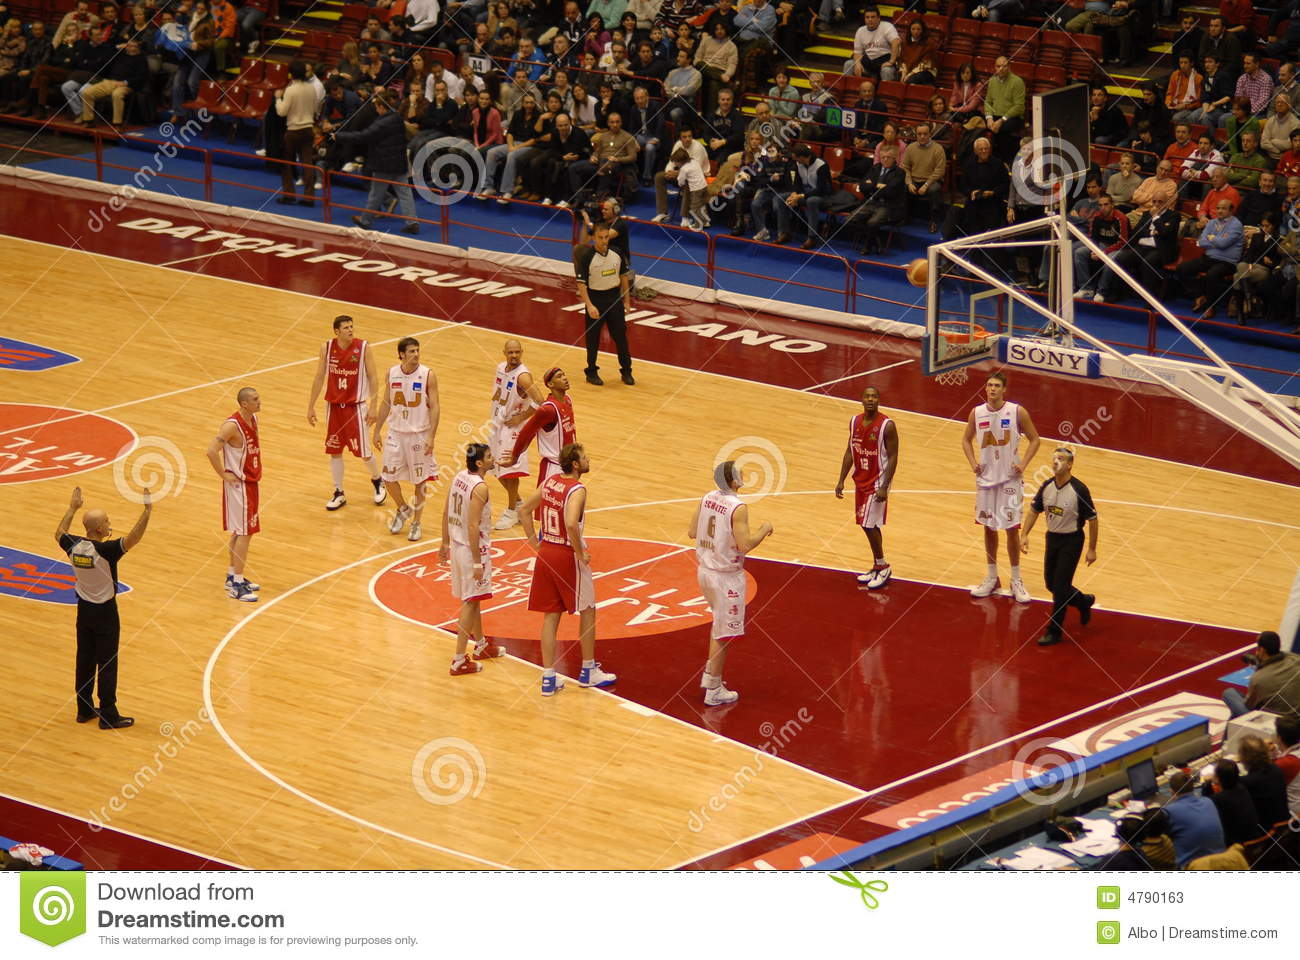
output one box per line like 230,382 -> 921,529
56,484 -> 153,729
574,223 -> 635,387
1022,447 -> 1099,647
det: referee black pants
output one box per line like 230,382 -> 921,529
584,288 -> 632,376
75,598 -> 120,717
1044,531 -> 1086,639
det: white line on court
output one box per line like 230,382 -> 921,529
159,249 -> 242,267
802,359 -> 914,391
6,235 -> 1296,490
203,540 -> 515,871
0,789 -> 248,869
363,535 -> 869,796
0,321 -> 470,439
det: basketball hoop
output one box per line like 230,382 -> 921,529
933,321 -> 993,386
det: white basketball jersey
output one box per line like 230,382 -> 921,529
491,361 -> 533,424
448,470 -> 491,548
973,401 -> 1021,488
695,489 -> 744,573
386,363 -> 432,433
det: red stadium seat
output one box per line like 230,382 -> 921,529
974,21 -> 1009,59
256,59 -> 288,90
235,57 -> 264,85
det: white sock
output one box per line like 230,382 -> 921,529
233,574 -> 245,584
582,659 -> 596,669
364,457 -> 380,481
452,653 -> 466,667
1010,565 -> 1022,581
702,671 -> 719,689
330,457 -> 345,489
987,563 -> 998,578
543,668 -> 556,679
227,566 -> 234,576
875,557 -> 888,568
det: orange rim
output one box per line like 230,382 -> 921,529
937,322 -> 991,345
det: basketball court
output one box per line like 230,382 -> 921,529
1,135 -> 1298,870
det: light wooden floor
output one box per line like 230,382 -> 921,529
1,237 -> 1296,868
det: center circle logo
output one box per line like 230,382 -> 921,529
371,536 -> 757,643
0,403 -> 137,484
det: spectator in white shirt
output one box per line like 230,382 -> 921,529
844,6 -> 899,81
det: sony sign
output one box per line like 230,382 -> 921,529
1001,337 -> 1100,378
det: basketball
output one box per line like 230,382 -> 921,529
906,258 -> 928,287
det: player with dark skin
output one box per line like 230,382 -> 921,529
834,386 -> 899,584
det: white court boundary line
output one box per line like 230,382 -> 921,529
202,540 -> 515,871
213,496 -> 1262,871
205,530 -> 863,868
3,234 -> 1297,491
363,535 -> 868,796
4,235 -> 1286,866
802,359 -> 915,391
0,789 -> 248,870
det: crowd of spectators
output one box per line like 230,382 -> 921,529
6,0 -> 1300,321
1095,714 -> 1299,870
1090,628 -> 1299,870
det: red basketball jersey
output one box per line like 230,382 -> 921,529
536,396 -> 576,463
325,337 -> 368,405
850,412 -> 890,490
225,411 -> 262,481
538,474 -> 583,547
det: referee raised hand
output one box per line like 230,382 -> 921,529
55,484 -> 153,729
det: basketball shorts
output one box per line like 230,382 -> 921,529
528,540 -> 594,614
449,541 -> 493,602
382,430 -> 436,485
855,485 -> 888,529
975,479 -> 1023,530
697,566 -> 745,641
531,457 -> 561,520
489,422 -> 528,479
537,457 -> 560,487
325,401 -> 368,457
222,480 -> 260,536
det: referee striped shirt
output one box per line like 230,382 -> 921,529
1031,476 -> 1097,534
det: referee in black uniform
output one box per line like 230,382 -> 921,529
55,485 -> 152,729
1022,448 -> 1099,647
574,222 -> 635,387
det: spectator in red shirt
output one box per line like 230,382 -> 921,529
1164,122 -> 1198,178
1275,716 -> 1300,819
1277,128 -> 1300,179
1220,0 -> 1256,51
1189,167 -> 1241,234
